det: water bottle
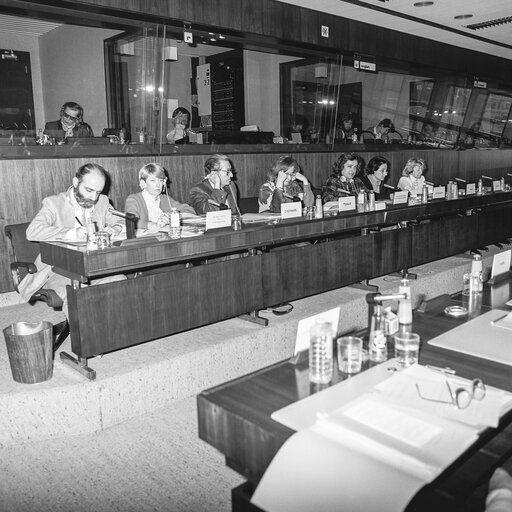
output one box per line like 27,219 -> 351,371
501,177 -> 505,191
453,182 -> 459,199
477,179 -> 484,195
352,128 -> 358,144
368,191 -> 375,211
169,207 -> 181,239
369,304 -> 387,362
446,181 -> 453,200
421,185 -> 428,204
357,191 -> 366,213
315,195 -> 323,219
309,320 -> 333,384
470,254 -> 483,293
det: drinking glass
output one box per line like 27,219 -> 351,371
337,336 -> 363,374
394,332 -> 420,366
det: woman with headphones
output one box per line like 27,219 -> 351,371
125,163 -> 195,231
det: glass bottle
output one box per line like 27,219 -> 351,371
369,304 -> 387,362
169,207 -> 181,239
470,254 -> 483,293
352,128 -> 358,144
315,195 -> 323,219
309,320 -> 333,384
367,190 -> 375,211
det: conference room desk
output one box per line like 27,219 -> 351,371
40,192 -> 512,379
197,282 -> 512,512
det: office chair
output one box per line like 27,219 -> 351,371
5,222 -> 69,350
4,222 -> 63,308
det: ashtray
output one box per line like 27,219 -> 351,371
444,305 -> 468,318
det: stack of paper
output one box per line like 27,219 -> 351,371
253,364 -> 509,512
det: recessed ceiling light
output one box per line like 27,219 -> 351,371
454,14 -> 473,20
413,1 -> 434,6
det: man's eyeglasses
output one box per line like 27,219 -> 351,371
416,378 -> 486,410
62,112 -> 79,122
218,168 -> 233,175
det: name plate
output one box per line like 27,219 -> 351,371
281,202 -> 302,219
392,190 -> 409,205
491,249 -> 511,279
433,186 -> 446,199
466,183 -> 476,195
205,209 -> 232,230
492,180 -> 501,192
374,201 -> 386,211
338,196 -> 356,212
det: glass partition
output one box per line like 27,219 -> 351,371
1,6 -> 512,157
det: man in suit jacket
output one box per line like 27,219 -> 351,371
189,154 -> 240,215
43,101 -> 93,143
19,163 -> 125,314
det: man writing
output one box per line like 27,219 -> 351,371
19,163 -> 125,315
44,101 -> 94,143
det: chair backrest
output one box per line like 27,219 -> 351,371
4,222 -> 40,263
239,196 -> 259,214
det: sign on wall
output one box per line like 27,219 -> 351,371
197,63 -> 212,116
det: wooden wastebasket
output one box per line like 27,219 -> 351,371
3,321 -> 54,384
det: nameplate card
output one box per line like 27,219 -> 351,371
281,202 -> 302,219
392,190 -> 409,205
433,186 -> 446,200
294,307 -> 340,355
492,180 -> 501,192
466,183 -> 476,195
374,201 -> 386,211
491,249 -> 511,279
338,196 -> 356,212
205,210 -> 232,230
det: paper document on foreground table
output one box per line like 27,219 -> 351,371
252,370 -> 483,512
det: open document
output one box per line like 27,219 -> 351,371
252,364 -> 509,512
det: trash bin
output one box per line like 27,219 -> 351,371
3,321 -> 54,384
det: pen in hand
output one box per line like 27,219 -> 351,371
75,216 -> 84,227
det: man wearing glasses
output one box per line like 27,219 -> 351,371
189,154 -> 240,215
44,101 -> 94,143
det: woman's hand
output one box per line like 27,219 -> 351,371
294,172 -> 309,185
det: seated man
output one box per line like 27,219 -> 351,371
18,163 -> 125,316
189,154 -> 240,215
125,163 -> 196,230
361,118 -> 394,143
44,101 -> 94,143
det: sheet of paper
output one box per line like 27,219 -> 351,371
272,360 -> 398,430
293,307 -> 340,355
251,428 -> 427,512
375,364 -> 506,428
322,200 -> 339,212
427,309 -> 512,368
241,212 -> 281,223
491,249 -> 511,278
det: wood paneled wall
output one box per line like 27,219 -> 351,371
2,148 -> 512,293
6,0 -> 510,82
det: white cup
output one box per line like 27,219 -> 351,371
337,336 -> 363,374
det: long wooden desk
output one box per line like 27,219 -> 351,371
40,192 -> 512,379
197,281 -> 512,512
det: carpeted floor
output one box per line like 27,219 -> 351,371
0,395 -> 243,512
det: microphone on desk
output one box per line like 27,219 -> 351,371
507,173 -> 512,178
481,175 -> 493,181
337,188 -> 356,195
383,184 -> 399,191
455,178 -> 467,183
228,182 -> 242,216
424,180 -> 434,187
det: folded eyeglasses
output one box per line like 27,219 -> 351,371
416,378 -> 486,410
